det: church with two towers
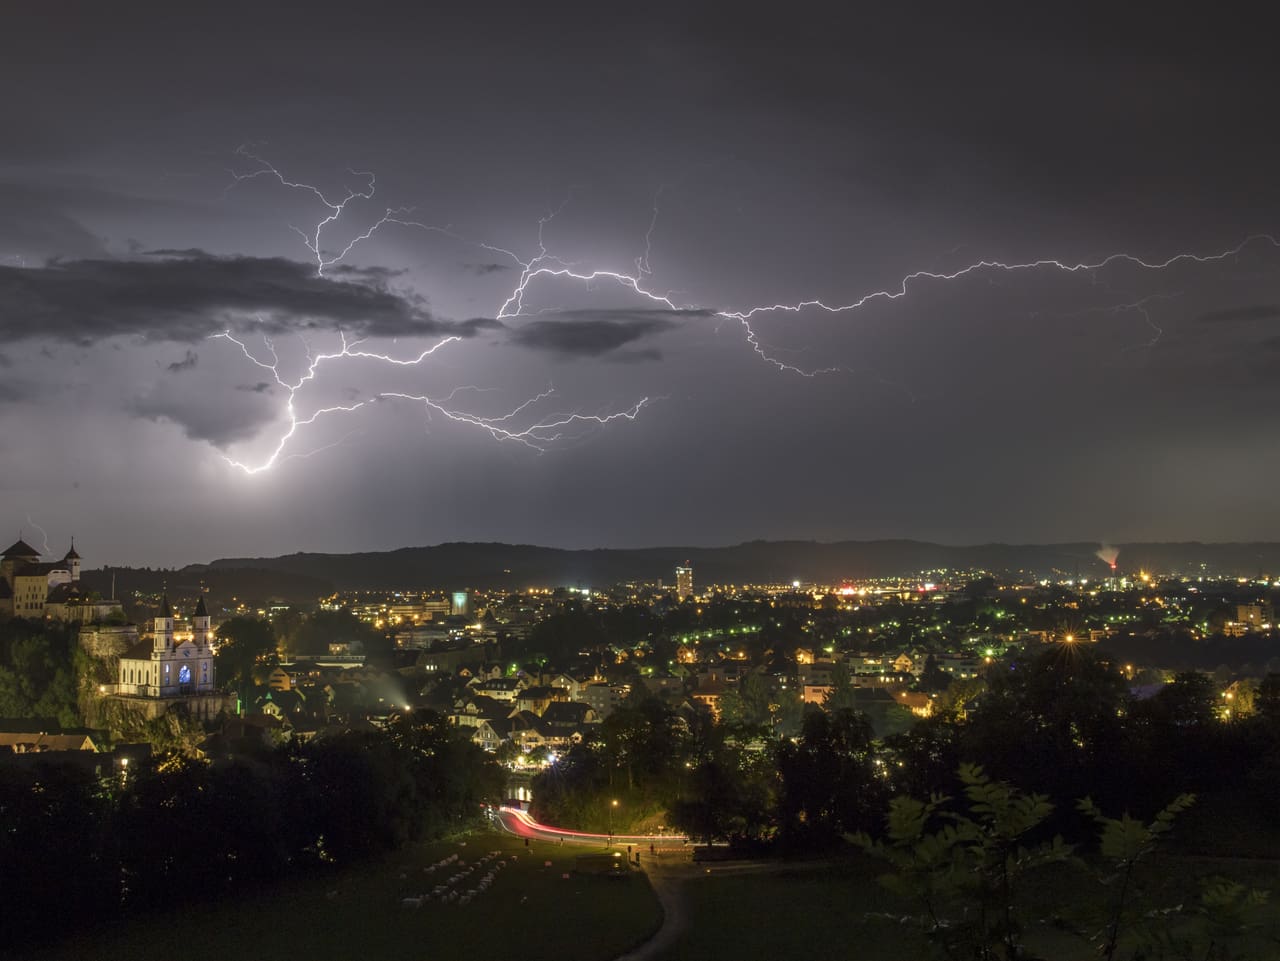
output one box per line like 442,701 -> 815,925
114,595 -> 218,699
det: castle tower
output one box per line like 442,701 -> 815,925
1,537 -> 41,588
192,595 -> 212,649
153,594 -> 174,653
64,541 -> 81,582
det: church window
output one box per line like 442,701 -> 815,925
179,665 -> 191,685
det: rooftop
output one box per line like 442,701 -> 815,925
2,538 -> 40,559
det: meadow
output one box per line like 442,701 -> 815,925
658,850 -> 1280,961
27,832 -> 662,961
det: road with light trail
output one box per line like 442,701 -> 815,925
494,806 -> 687,848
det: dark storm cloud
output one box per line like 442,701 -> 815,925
7,0 -> 1280,562
318,263 -> 408,283
1198,305 -> 1280,324
606,348 -> 664,364
0,352 -> 10,367
128,383 -> 276,447
166,349 -> 199,372
0,252 -> 497,345
141,248 -> 215,258
0,381 -> 26,404
508,308 -> 707,358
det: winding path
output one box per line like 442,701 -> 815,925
612,861 -> 691,961
494,808 -> 818,961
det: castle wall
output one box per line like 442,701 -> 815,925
79,624 -> 138,658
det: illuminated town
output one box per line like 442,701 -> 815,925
6,534 -> 1280,958
6,4 -> 1280,959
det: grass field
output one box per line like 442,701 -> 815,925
27,832 -> 662,961
21,826 -> 1280,961
657,852 -> 1280,961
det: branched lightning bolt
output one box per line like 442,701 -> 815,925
380,391 -> 650,450
218,158 -> 657,472
1071,292 -> 1181,354
213,322 -> 643,469
211,330 -> 371,473
491,208 -> 1279,377
211,328 -> 469,473
220,150 -> 1280,467
635,184 -> 663,278
228,146 -> 479,275
24,514 -> 51,555
712,234 -> 1280,375
724,238 -> 1279,321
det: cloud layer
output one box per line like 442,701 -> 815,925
0,251 -> 496,344
507,308 -> 707,358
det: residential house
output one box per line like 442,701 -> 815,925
514,685 -> 568,716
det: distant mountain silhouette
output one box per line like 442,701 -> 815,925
149,539 -> 1280,592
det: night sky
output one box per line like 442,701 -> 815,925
3,4 -> 1279,567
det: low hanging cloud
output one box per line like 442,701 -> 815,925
463,262 -> 512,275
0,250 -> 500,345
165,349 -> 199,372
128,379 -> 279,448
507,307 -> 708,358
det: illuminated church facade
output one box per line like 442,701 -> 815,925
115,595 -> 218,699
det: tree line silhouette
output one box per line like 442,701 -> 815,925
0,712 -> 503,954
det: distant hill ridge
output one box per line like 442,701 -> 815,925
172,539 -> 1280,591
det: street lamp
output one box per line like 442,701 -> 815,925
609,798 -> 619,847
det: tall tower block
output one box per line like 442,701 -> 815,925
676,563 -> 693,601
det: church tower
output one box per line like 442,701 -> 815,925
64,541 -> 81,582
153,594 -> 174,653
192,595 -> 212,649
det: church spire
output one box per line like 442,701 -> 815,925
153,591 -> 175,653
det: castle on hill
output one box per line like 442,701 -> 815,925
0,535 -> 123,622
2,532 -> 230,724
